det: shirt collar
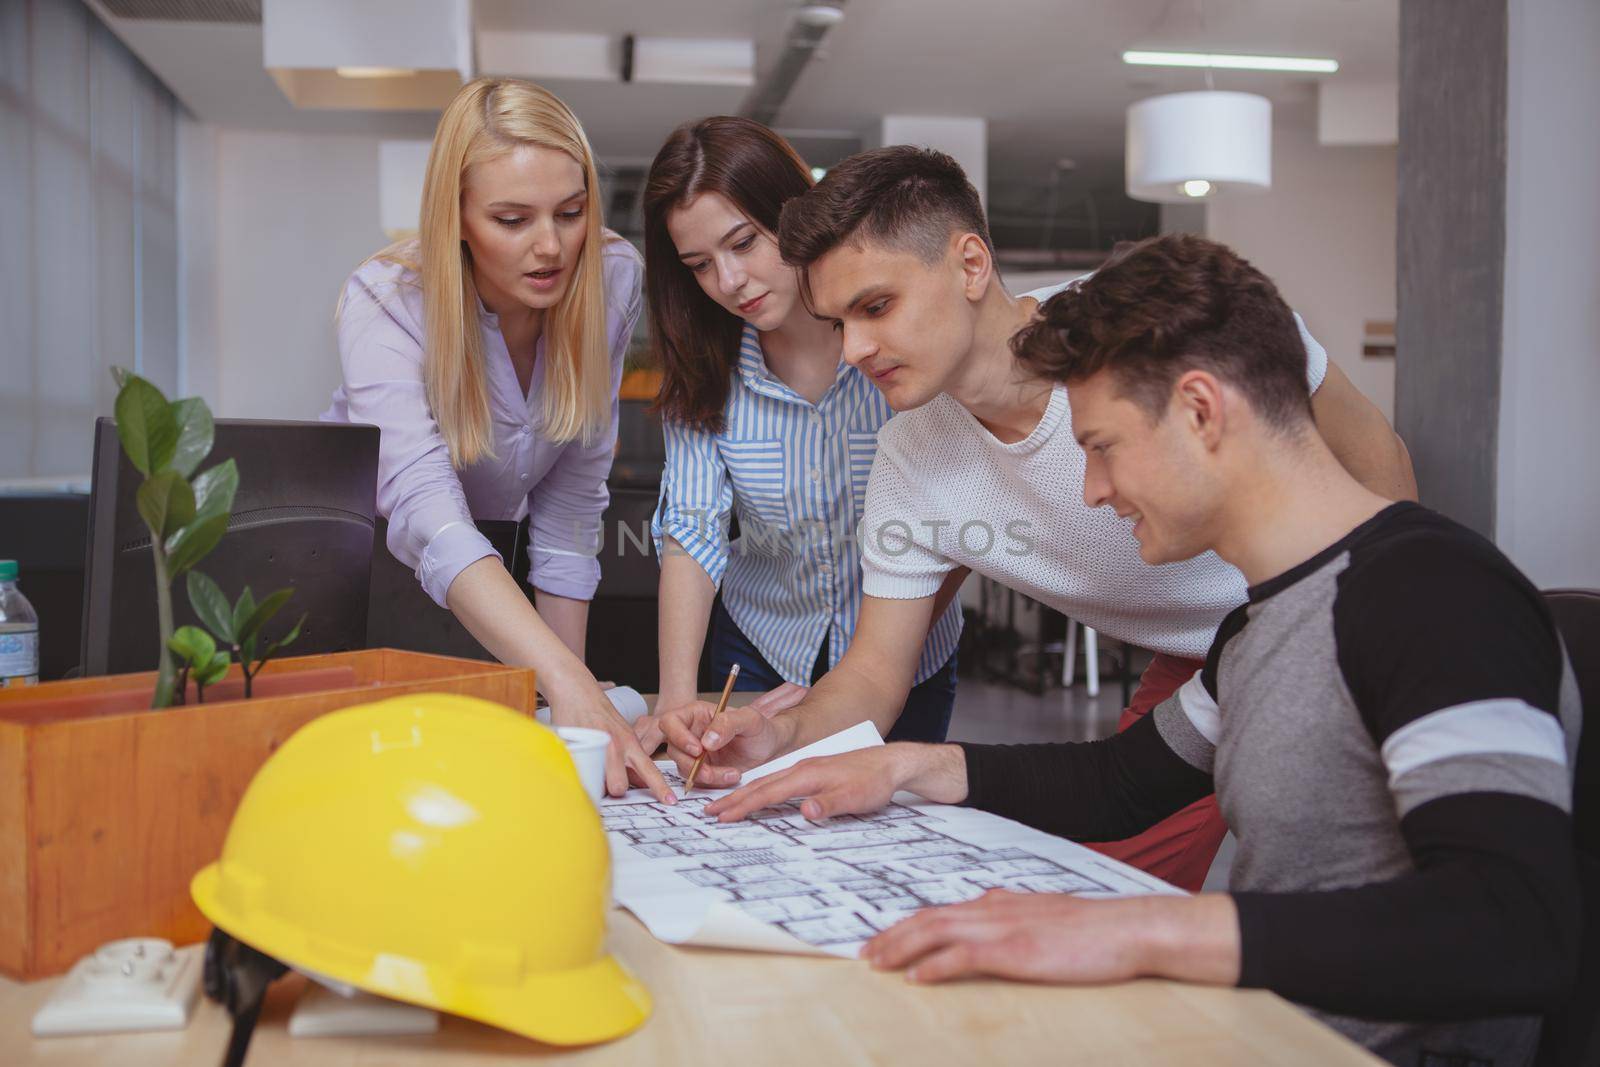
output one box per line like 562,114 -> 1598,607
735,322 -> 770,384
734,322 -> 855,407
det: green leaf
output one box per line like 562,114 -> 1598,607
230,587 -> 256,642
241,633 -> 258,668
165,513 -> 229,578
260,612 -> 306,664
196,651 -> 230,687
167,625 -> 216,667
136,470 -> 196,542
168,398 -> 214,480
113,373 -> 178,476
186,570 -> 236,644
236,587 -> 294,645
191,459 -> 238,522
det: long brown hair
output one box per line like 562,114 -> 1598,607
644,117 -> 813,433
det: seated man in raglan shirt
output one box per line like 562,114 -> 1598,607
703,234 -> 1582,1067
644,145 -> 1416,894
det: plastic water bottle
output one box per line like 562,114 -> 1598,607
0,560 -> 40,687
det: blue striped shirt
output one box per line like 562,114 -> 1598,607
652,323 -> 963,687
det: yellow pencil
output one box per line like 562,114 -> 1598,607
685,663 -> 739,792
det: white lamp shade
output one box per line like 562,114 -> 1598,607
1126,91 -> 1272,203
263,0 -> 472,110
380,140 -> 432,238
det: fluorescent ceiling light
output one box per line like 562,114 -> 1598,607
1123,50 -> 1339,74
336,66 -> 418,79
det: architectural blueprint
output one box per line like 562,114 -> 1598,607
601,725 -> 1181,958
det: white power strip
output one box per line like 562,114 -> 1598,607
31,938 -> 202,1037
289,981 -> 439,1038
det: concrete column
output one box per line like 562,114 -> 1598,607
1397,0 -> 1600,585
1396,0 -> 1507,540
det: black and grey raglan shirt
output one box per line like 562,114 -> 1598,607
958,503 -> 1582,1067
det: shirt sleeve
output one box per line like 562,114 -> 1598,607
335,268 -> 496,608
1233,531 -> 1580,1019
1294,311 -> 1330,394
857,424 -> 957,600
651,418 -> 734,586
525,241 -> 640,600
958,609 -> 1236,840
958,713 -> 1214,842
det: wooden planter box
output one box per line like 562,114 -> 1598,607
0,648 -> 536,980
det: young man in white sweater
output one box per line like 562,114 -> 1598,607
643,146 -> 1416,891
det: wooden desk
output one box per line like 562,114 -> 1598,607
2,691 -> 1381,1065
3,913 -> 1379,1066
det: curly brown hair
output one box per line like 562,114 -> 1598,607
1012,234 -> 1314,431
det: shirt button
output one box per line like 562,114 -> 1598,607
809,467 -> 822,481
520,472 -> 529,481
811,413 -> 822,426
520,426 -> 531,436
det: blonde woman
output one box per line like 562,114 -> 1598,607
323,78 -> 672,801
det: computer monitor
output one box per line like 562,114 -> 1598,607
81,418 -> 380,676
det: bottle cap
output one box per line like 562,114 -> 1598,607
0,560 -> 16,581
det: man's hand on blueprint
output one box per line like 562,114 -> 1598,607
704,743 -> 970,822
861,889 -> 1243,987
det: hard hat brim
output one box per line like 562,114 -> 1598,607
192,863 -> 652,1046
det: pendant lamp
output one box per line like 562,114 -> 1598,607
1125,90 -> 1272,203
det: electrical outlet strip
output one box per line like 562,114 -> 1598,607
31,938 -> 202,1037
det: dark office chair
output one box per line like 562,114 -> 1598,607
0,491 -> 89,680
365,518 -> 525,662
586,484 -> 665,691
1538,588 -> 1600,1067
608,399 -> 666,487
368,400 -> 675,684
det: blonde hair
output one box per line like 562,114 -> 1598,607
375,78 -> 614,467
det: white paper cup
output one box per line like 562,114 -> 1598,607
556,727 -> 610,803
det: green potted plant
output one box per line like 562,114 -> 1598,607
110,368 -> 237,707
0,372 -> 540,981
109,369 -> 302,707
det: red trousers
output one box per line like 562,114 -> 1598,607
1081,652 -> 1227,893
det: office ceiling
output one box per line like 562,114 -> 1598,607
86,0 -> 1398,246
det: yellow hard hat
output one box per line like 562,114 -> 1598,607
191,693 -> 651,1046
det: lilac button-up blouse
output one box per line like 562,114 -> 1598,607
322,238 -> 643,607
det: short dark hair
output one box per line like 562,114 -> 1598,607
643,117 -> 813,433
777,145 -> 993,298
1012,234 -> 1313,431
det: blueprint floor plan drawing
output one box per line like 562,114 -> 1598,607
602,725 -> 1181,958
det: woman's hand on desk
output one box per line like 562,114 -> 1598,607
631,696 -> 719,758
635,684 -> 808,759
649,701 -> 796,789
547,681 -> 676,803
